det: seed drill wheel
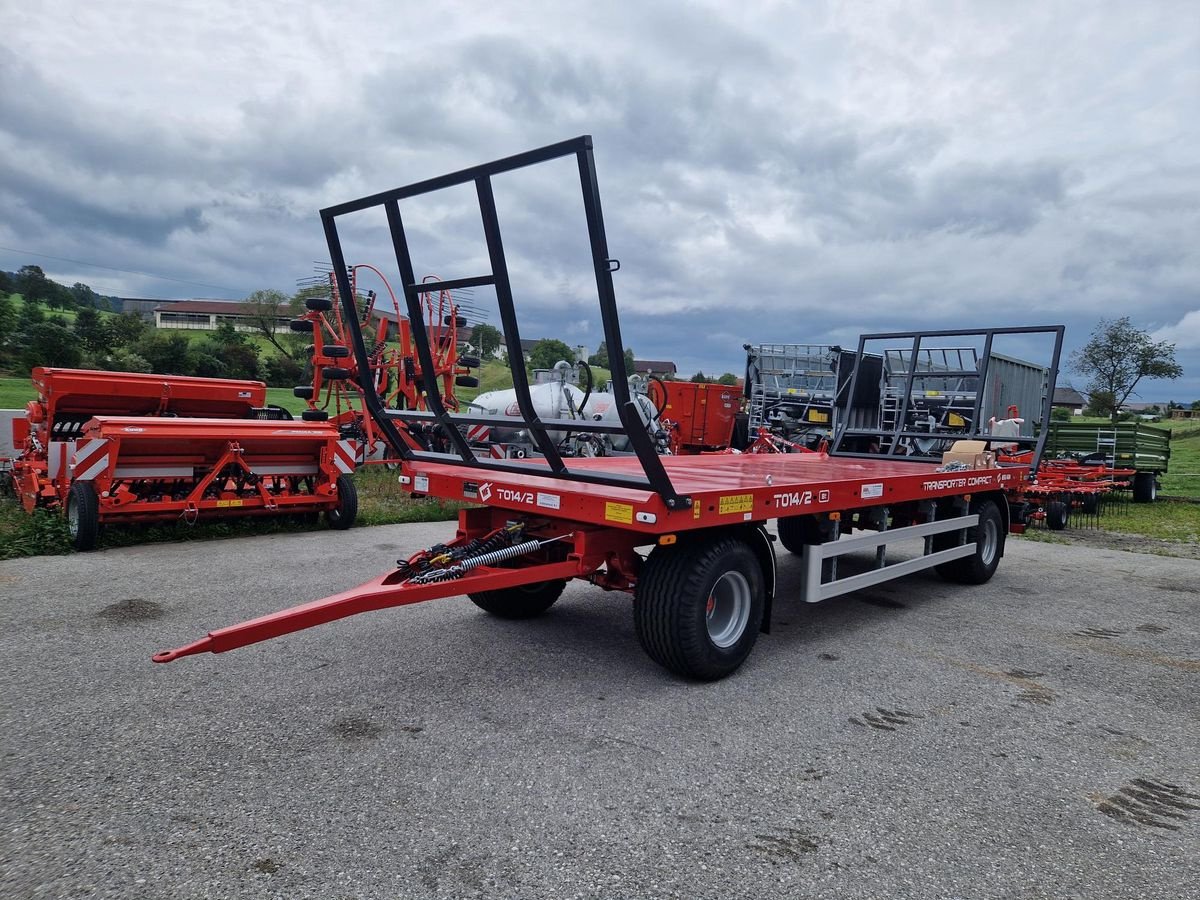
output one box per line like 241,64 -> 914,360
634,534 -> 765,680
325,474 -> 358,530
67,481 -> 101,551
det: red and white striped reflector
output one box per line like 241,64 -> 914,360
466,424 -> 491,443
488,444 -> 506,459
333,440 -> 358,474
72,439 -> 111,482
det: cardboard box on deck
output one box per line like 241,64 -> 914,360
941,440 -> 996,469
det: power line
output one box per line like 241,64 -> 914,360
0,245 -> 247,295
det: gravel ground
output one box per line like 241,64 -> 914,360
1,522 -> 1198,899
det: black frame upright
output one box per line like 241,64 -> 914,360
830,325 -> 1066,468
319,135 -> 691,510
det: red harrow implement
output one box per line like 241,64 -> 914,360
156,136 -> 1065,680
10,368 -> 357,550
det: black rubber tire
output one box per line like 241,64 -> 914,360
444,314 -> 468,328
634,534 -> 765,681
1132,471 -> 1157,503
322,345 -> 351,358
322,366 -> 352,381
455,375 -> 480,388
1045,500 -> 1069,531
305,296 -> 333,312
67,481 -> 101,552
935,499 -> 1005,585
469,579 -> 567,619
325,474 -> 357,530
457,355 -> 481,369
293,385 -> 314,400
1079,492 -> 1099,514
776,515 -> 819,556
301,409 -> 329,421
289,318 -> 314,333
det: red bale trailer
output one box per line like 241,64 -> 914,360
155,137 -> 1065,680
11,368 -> 358,550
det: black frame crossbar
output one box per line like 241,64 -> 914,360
320,136 -> 690,510
831,325 -> 1065,469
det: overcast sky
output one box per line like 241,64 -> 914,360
2,1 -> 1197,399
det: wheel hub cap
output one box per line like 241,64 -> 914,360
705,571 -> 751,649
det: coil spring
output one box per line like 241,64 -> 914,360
409,538 -> 546,584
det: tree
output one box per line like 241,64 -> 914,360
244,288 -> 300,359
527,339 -> 575,372
74,306 -> 110,353
588,340 -> 609,368
1192,399 -> 1200,411
137,332 -> 196,375
70,282 -> 100,308
716,372 -> 739,386
472,323 -> 502,358
0,270 -> 13,296
23,322 -> 82,369
108,312 -> 146,347
690,371 -> 709,383
623,348 -> 635,375
15,265 -> 52,303
1071,317 -> 1183,424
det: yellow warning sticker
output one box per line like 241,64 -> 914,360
693,500 -> 701,519
216,499 -> 244,508
604,502 -> 634,524
718,493 -> 754,515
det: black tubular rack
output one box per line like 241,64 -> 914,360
831,325 -> 1066,469
320,135 -> 691,510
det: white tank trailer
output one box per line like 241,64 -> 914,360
469,363 -> 663,454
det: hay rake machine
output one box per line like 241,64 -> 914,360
1001,448 -> 1135,532
9,368 -> 358,550
289,265 -> 481,460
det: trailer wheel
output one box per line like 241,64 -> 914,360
293,385 -> 315,400
635,535 -> 765,681
325,474 -> 357,530
776,515 -> 819,555
1045,500 -> 1069,531
935,499 -> 1004,585
304,296 -> 333,312
67,481 -> 100,551
468,579 -> 567,619
302,409 -> 329,421
1132,472 -> 1157,503
289,318 -> 315,333
455,375 -> 480,388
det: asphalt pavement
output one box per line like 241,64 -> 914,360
1,522 -> 1197,899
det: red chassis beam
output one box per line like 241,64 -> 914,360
154,511 -> 641,663
153,558 -> 581,663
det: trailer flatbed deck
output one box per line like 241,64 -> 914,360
405,453 -> 1028,533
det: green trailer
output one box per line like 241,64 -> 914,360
1042,421 -> 1170,502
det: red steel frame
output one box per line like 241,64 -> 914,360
154,451 -> 1028,662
